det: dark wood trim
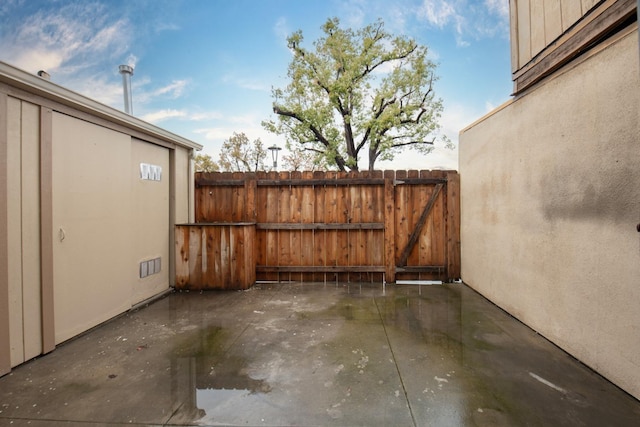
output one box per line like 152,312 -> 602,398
0,92 -> 11,375
513,0 -> 637,94
195,177 -> 448,187
393,178 -> 448,185
257,222 -> 384,230
39,107 -> 55,354
396,266 -> 445,274
396,184 -> 443,267
258,178 -> 386,186
196,179 -> 245,187
257,265 -> 386,273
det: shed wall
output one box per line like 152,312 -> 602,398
52,113 -> 133,343
0,66 -> 198,373
6,98 -> 42,366
52,114 -> 172,344
459,29 -> 640,399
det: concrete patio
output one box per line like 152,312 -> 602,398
0,282 -> 638,426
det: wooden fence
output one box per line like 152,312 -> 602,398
183,170 -> 459,286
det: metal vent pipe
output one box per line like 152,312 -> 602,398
118,64 -> 134,114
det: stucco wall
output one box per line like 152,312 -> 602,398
459,29 -> 640,399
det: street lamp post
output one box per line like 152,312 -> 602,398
268,145 -> 282,171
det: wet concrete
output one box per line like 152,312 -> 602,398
0,282 -> 639,426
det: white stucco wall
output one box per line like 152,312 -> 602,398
459,29 -> 640,399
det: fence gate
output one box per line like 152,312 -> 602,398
180,170 -> 459,288
392,170 -> 459,282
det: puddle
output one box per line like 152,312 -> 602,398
2,285 -> 640,426
169,326 -> 272,424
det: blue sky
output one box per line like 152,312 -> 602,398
0,0 -> 512,170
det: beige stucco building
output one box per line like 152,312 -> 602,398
460,1 -> 639,400
0,61 -> 201,375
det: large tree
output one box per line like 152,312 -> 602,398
218,132 -> 267,172
263,18 -> 446,172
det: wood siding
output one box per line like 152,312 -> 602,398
183,170 -> 461,285
510,0 -> 637,93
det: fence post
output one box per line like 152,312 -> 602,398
446,171 -> 461,281
383,170 -> 396,283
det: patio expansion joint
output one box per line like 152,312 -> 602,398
374,296 -> 417,427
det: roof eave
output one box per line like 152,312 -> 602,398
0,61 -> 203,151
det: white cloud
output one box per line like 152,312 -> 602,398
64,76 -> 123,106
418,0 -> 509,46
2,3 -> 130,75
222,74 -> 270,92
0,0 -> 23,17
421,0 -> 457,28
155,22 -> 180,32
189,111 -> 225,121
193,127 -> 232,141
140,109 -> 187,123
130,78 -> 189,106
274,16 -> 290,45
336,0 -> 366,28
153,79 -> 189,98
9,50 -> 65,75
485,0 -> 509,20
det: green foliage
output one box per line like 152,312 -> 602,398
263,17 -> 445,171
218,132 -> 267,172
194,153 -> 219,172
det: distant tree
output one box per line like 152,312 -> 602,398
281,144 -> 328,171
218,132 -> 267,172
194,153 -> 219,172
263,18 -> 448,172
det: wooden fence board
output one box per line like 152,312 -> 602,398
175,226 -> 189,287
446,171 -> 461,280
175,224 -> 255,290
394,170 -> 409,276
383,171 -> 396,283
418,171 -> 432,277
325,171 -> 339,281
188,170 -> 460,285
264,172 -> 279,281
313,171 -> 326,281
299,171 -> 314,281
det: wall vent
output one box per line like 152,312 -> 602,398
140,257 -> 161,278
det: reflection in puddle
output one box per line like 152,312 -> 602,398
197,388 -> 252,409
196,388 -> 262,424
170,325 -> 272,424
